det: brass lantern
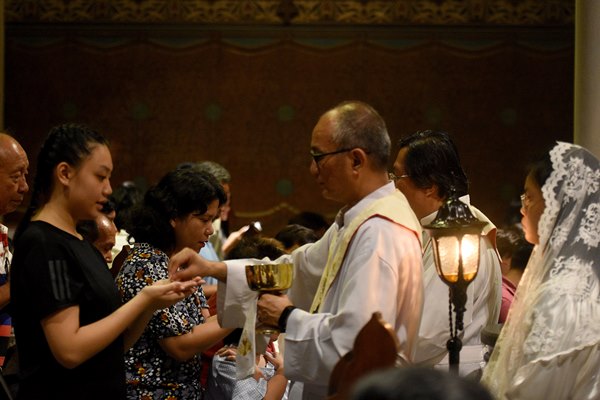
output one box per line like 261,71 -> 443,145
423,189 -> 487,373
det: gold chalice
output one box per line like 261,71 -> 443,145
246,263 -> 294,334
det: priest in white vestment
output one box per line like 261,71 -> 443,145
392,130 -> 502,376
169,101 -> 425,400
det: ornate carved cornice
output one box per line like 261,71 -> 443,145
5,0 -> 574,26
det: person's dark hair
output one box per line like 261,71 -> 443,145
102,198 -> 116,215
511,241 -> 533,272
398,130 -> 469,199
175,162 -> 196,171
496,227 -> 523,259
125,168 -> 226,253
351,366 -> 493,400
328,101 -> 391,170
180,161 -> 232,237
504,196 -> 523,227
275,224 -> 318,250
527,149 -> 553,189
288,211 -> 329,233
112,181 -> 143,231
15,123 -> 108,241
225,237 -> 285,261
195,161 -> 231,184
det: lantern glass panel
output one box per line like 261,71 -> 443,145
434,236 -> 459,281
460,234 -> 480,282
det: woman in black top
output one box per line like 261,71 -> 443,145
10,124 -> 199,399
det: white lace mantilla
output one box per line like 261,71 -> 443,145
482,142 -> 600,400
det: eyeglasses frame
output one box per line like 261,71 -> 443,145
388,172 -> 410,181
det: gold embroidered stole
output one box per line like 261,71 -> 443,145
309,191 -> 421,313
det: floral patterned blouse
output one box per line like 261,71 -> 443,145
116,243 -> 208,400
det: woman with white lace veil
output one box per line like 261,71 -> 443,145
481,142 -> 600,399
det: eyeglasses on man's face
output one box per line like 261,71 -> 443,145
310,148 -> 353,165
388,172 -> 409,181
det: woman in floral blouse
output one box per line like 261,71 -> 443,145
116,166 -> 233,399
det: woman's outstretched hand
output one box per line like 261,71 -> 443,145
141,278 -> 203,310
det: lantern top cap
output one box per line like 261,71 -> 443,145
423,188 -> 487,232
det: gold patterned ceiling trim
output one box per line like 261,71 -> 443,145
5,0 -> 574,26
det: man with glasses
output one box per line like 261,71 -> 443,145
392,130 -> 502,376
169,101 -> 424,399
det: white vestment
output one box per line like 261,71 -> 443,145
414,196 -> 502,376
218,183 -> 424,399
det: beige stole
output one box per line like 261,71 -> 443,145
309,191 -> 422,313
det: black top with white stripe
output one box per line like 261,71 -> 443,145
10,221 -> 125,400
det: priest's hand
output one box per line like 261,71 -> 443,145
168,247 -> 227,282
257,294 -> 293,328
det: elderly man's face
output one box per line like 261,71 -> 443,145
0,136 -> 29,216
309,113 -> 354,205
94,215 -> 118,263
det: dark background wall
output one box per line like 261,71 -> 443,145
3,0 -> 574,235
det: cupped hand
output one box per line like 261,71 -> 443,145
141,278 -> 202,310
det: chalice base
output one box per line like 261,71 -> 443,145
256,324 -> 280,335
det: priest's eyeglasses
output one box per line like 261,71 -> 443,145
310,148 -> 353,165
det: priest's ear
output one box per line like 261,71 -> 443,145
350,148 -> 367,170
